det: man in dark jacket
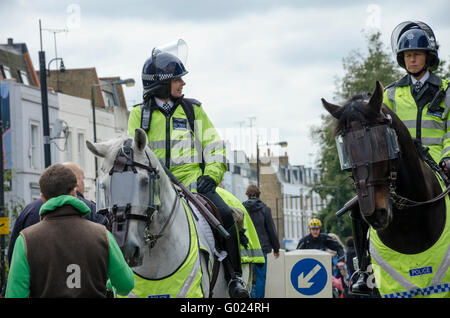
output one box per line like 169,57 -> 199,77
297,218 -> 346,266
243,184 -> 280,298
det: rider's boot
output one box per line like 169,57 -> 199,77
349,206 -> 371,296
223,223 -> 250,298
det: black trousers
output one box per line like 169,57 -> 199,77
350,206 -> 370,271
202,190 -> 235,228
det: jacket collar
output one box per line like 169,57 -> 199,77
39,195 -> 91,218
397,72 -> 442,87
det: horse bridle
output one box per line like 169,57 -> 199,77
339,112 -> 400,217
105,138 -> 180,249
341,112 -> 450,213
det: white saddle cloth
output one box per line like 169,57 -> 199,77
188,201 -> 227,261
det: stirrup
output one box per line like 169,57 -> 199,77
350,271 -> 371,296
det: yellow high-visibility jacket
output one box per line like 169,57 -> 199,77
383,72 -> 450,164
128,98 -> 227,191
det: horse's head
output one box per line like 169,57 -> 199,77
87,128 -> 161,267
322,81 -> 401,230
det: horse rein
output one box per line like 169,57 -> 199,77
389,184 -> 450,210
144,180 -> 182,249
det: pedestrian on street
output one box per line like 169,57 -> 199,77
1,162 -> 108,296
243,184 -> 280,298
6,162 -> 107,266
5,163 -> 134,297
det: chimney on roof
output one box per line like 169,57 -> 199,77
7,38 -> 13,45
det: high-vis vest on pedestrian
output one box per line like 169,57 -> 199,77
128,99 -> 227,191
383,75 -> 450,164
369,173 -> 450,298
216,187 -> 265,264
126,199 -> 204,298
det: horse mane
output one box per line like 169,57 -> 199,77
334,93 -> 388,136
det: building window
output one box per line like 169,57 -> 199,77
30,123 -> 40,169
1,65 -> 12,79
102,90 -> 116,106
77,132 -> 85,169
18,70 -> 30,85
30,182 -> 41,201
65,131 -> 72,161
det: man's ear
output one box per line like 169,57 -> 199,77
40,193 -> 47,203
70,188 -> 77,197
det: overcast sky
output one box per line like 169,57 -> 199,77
2,0 -> 450,166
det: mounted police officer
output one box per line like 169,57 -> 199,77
384,21 -> 450,169
127,40 -> 249,298
350,21 -> 450,296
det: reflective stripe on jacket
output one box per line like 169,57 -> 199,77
127,199 -> 204,298
383,74 -> 450,164
128,101 -> 227,190
369,174 -> 450,298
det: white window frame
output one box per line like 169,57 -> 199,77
65,130 -> 73,162
77,131 -> 85,169
1,65 -> 12,79
19,70 -> 30,85
102,90 -> 116,107
29,122 -> 41,170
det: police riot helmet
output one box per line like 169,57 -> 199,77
142,39 -> 189,100
391,21 -> 439,71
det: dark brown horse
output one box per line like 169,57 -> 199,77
321,81 -> 450,298
322,81 -> 446,255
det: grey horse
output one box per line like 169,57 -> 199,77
87,128 -> 251,298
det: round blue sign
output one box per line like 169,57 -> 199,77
290,258 -> 328,295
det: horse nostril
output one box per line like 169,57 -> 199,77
133,246 -> 140,259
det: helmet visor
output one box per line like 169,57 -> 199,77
391,21 -> 415,54
391,21 -> 438,54
156,39 -> 188,65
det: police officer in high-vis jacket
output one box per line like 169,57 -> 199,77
350,21 -> 450,296
128,43 -> 249,298
384,21 -> 450,168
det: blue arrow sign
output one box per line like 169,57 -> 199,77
290,258 -> 328,295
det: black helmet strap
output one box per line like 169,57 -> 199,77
407,66 -> 427,78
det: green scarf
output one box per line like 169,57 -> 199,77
39,195 -> 91,216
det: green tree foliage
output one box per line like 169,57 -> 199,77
310,31 -> 403,240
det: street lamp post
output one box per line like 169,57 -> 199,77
256,140 -> 288,188
47,57 -> 65,93
90,78 -> 135,178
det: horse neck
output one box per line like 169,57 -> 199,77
378,124 -> 446,254
395,126 -> 441,200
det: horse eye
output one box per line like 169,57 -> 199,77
140,178 -> 149,186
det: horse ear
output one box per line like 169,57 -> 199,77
321,98 -> 342,119
368,81 -> 384,112
134,128 -> 148,152
86,140 -> 108,158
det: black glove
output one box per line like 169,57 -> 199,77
239,228 -> 249,249
196,175 -> 217,194
439,157 -> 450,178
